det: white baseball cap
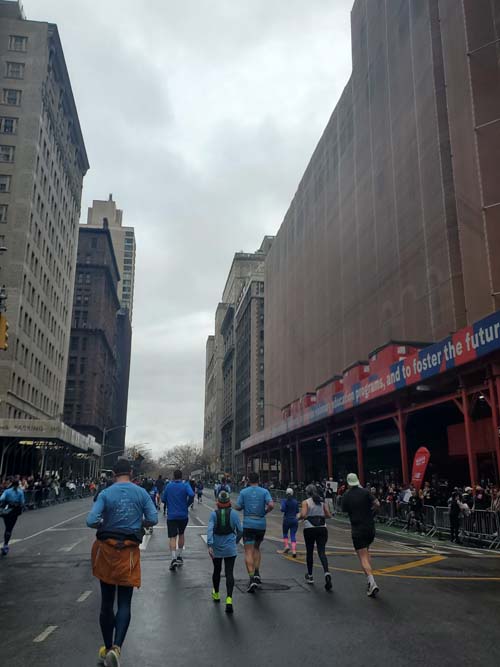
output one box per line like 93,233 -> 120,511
347,473 -> 360,487
286,487 -> 294,495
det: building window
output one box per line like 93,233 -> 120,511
5,62 -> 25,79
0,145 -> 15,162
0,175 -> 11,192
0,204 -> 7,223
9,36 -> 27,52
123,258 -> 133,266
2,89 -> 21,106
0,117 -> 17,134
124,251 -> 133,258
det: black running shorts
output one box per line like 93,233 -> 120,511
167,518 -> 189,538
352,527 -> 375,551
243,528 -> 266,547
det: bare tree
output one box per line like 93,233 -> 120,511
158,444 -> 203,478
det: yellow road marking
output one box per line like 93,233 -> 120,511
374,555 -> 446,574
282,554 -> 500,581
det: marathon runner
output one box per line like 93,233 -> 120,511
207,490 -> 242,613
86,458 -> 158,667
341,473 -> 380,597
280,487 -> 298,557
298,484 -> 332,590
0,477 -> 25,556
196,480 -> 204,504
155,475 -> 165,514
235,471 -> 274,592
162,469 -> 194,571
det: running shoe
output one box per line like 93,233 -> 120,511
104,646 -> 121,667
1,545 -> 9,556
98,646 -> 107,665
283,547 -> 290,554
367,581 -> 379,597
169,559 -> 178,571
325,573 -> 332,591
225,596 -> 233,614
305,573 -> 314,584
253,573 -> 262,586
292,552 -> 297,558
247,577 -> 258,593
212,590 -> 220,603
176,555 -> 184,566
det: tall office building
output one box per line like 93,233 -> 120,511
87,195 -> 136,320
0,0 -> 89,419
203,237 -> 273,475
64,225 -> 128,463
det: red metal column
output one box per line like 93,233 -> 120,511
326,431 -> 333,478
395,406 -> 409,486
489,377 -> 500,481
296,439 -> 302,482
461,388 -> 478,488
354,422 -> 365,487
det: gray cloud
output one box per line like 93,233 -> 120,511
24,0 -> 353,454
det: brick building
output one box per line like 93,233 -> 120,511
64,225 -> 126,463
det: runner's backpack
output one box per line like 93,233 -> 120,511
214,508 -> 233,535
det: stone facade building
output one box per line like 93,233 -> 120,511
87,195 -> 136,320
0,0 -> 89,420
203,237 -> 273,475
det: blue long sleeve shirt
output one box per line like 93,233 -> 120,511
161,480 -> 194,519
86,482 -> 158,535
0,487 -> 25,506
207,509 -> 242,558
281,498 -> 299,520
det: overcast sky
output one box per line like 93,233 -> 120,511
24,0 -> 353,455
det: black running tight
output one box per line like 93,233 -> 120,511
2,509 -> 21,545
212,556 -> 236,597
304,527 -> 329,575
99,581 -> 134,649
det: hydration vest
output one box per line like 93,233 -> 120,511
214,508 -> 233,535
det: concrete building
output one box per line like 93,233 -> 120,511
203,237 -> 273,475
86,195 -> 136,320
203,303 -> 228,470
63,225 -> 127,464
243,1 -> 500,490
234,264 -> 266,473
0,0 -> 89,420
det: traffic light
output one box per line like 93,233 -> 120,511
0,314 -> 9,350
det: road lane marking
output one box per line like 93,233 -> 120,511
58,539 -> 84,553
16,511 -> 89,543
374,555 -> 446,574
33,626 -> 57,643
77,591 -> 92,603
201,535 -> 208,544
283,553 -> 500,580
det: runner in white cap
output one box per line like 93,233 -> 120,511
341,472 -> 380,597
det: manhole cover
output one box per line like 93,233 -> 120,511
235,579 -> 303,593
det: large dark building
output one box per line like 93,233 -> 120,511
64,224 -> 129,465
244,1 -> 500,489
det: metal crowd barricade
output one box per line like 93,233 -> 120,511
462,509 -> 500,549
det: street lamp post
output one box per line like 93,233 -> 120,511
100,424 -> 127,472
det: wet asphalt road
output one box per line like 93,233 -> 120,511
1,493 -> 500,666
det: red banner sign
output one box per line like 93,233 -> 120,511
411,447 -> 431,490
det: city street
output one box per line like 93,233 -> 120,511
2,494 -> 500,666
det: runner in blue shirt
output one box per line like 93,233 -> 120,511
235,472 -> 274,592
0,478 -> 25,556
161,469 -> 194,571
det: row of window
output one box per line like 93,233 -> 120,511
4,61 -> 24,80
2,88 -> 21,106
